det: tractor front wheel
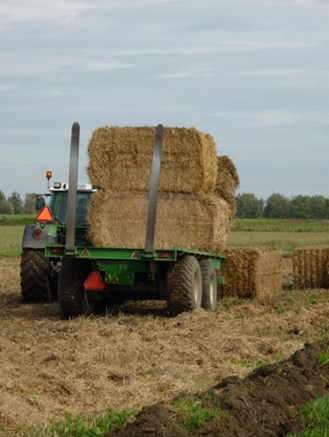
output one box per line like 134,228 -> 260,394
166,255 -> 202,316
58,258 -> 93,318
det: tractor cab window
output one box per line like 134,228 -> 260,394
51,192 -> 91,224
76,195 -> 89,223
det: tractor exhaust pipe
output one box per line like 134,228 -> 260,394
65,122 -> 80,255
145,124 -> 164,254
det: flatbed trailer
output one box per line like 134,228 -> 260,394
44,123 -> 225,318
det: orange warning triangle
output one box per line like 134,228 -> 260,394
36,206 -> 54,223
84,271 -> 105,291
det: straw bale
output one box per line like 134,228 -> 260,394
87,190 -> 232,251
216,155 -> 240,188
218,247 -> 281,299
215,156 -> 239,215
292,246 -> 329,289
87,126 -> 218,193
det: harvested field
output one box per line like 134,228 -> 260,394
88,191 -> 232,250
0,257 -> 329,436
87,126 -> 217,193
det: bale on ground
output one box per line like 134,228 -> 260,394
87,190 -> 232,251
218,247 -> 282,299
292,246 -> 329,289
87,126 -> 218,193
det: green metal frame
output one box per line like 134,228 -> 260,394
45,244 -> 225,286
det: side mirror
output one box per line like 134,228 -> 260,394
35,196 -> 46,211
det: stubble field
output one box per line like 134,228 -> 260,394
0,256 -> 328,435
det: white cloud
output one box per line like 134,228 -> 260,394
0,54 -> 132,76
209,109 -> 329,127
0,0 -> 95,23
240,69 -> 312,76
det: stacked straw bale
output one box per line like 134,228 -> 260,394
215,155 -> 240,216
88,191 -> 231,250
87,126 -> 217,193
87,125 -> 238,250
293,246 -> 329,289
218,247 -> 282,299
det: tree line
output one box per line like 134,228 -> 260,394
0,191 -> 36,214
1,190 -> 329,219
237,193 -> 329,219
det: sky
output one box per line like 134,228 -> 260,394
0,0 -> 328,201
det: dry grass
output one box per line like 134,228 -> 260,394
0,258 -> 328,435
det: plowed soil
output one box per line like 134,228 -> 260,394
0,257 -> 328,436
106,340 -> 329,437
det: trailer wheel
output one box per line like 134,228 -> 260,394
58,258 -> 93,318
20,249 -> 51,303
199,259 -> 217,311
167,255 -> 202,316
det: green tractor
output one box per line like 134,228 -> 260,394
26,122 -> 225,317
20,180 -> 94,303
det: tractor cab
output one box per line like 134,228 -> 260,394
47,182 -> 94,225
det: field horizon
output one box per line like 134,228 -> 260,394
1,218 -> 328,257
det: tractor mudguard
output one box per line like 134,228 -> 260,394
21,224 -> 56,250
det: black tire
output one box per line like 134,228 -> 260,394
58,258 -> 93,318
167,256 -> 202,316
199,259 -> 217,311
20,249 -> 51,303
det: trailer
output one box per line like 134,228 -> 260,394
44,123 -> 225,318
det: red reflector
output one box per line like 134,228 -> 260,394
158,252 -> 170,259
50,247 -> 64,254
33,228 -> 42,239
37,206 -> 54,223
84,271 -> 105,291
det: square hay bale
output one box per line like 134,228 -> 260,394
87,126 -> 218,193
215,156 -> 240,216
216,156 -> 240,188
218,247 -> 282,299
87,190 -> 232,251
292,246 -> 329,289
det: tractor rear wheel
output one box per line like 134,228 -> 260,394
20,249 -> 51,303
58,258 -> 93,318
166,255 -> 202,316
199,259 -> 217,311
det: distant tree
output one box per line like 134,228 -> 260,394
290,195 -> 312,219
8,191 -> 23,214
23,193 -> 37,214
310,195 -> 327,219
0,191 -> 13,214
325,198 -> 329,219
236,193 -> 264,218
264,193 -> 291,218
0,190 -> 6,203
